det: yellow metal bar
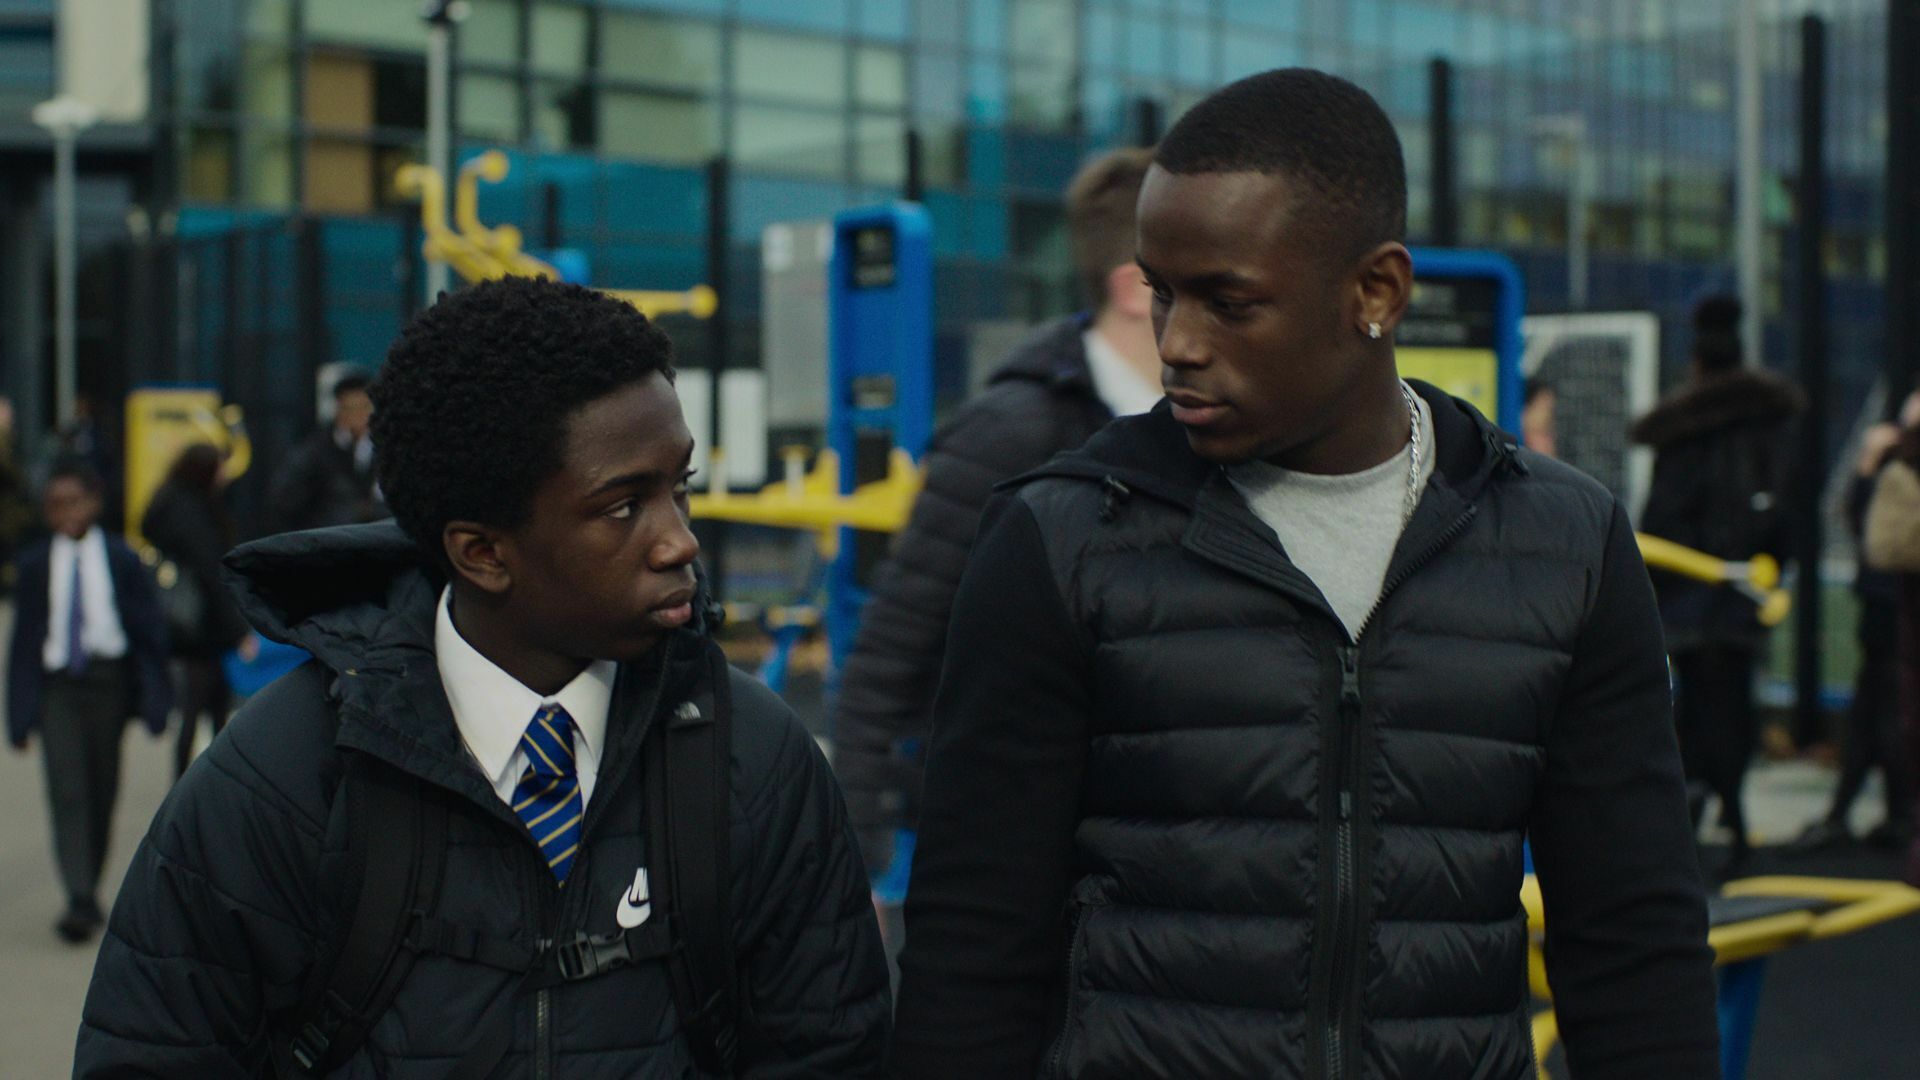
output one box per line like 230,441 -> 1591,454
1708,910 -> 1820,965
399,157 -> 717,318
606,285 -> 721,320
1721,875 -> 1920,940
690,447 -> 923,537
1635,533 -> 1790,627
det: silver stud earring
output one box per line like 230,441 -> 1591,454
1367,322 -> 1382,340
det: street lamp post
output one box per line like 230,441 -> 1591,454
422,0 -> 468,306
1533,114 -> 1589,310
32,95 -> 100,432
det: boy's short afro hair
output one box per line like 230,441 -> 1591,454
1155,68 -> 1407,260
370,276 -> 676,567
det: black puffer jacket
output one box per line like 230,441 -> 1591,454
1631,367 -> 1804,650
832,316 -> 1113,871
76,523 -> 890,1078
892,385 -> 1717,1080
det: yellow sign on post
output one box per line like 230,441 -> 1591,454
123,388 -> 250,546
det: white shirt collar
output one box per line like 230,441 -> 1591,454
1082,326 -> 1164,418
434,587 -> 615,794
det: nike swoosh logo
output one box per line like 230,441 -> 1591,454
617,867 -> 652,929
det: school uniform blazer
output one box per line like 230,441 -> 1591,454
6,534 -> 173,746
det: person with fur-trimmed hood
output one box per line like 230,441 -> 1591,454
1632,294 -> 1805,865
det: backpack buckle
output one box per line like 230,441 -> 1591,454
553,930 -> 634,981
288,1021 -> 331,1072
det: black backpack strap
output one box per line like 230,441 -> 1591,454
646,640 -> 741,1074
278,753 -> 448,1076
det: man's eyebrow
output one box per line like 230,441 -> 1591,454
1136,259 -> 1262,291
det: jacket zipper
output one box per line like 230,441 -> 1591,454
1325,507 -> 1479,1080
1326,645 -> 1363,1080
1046,902 -> 1088,1078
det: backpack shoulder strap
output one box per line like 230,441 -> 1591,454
646,640 -> 741,1074
279,751 -> 448,1076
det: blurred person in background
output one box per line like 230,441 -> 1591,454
1862,395 -> 1920,885
1795,393 -> 1919,852
1632,295 -> 1804,867
1520,375 -> 1558,458
6,458 -> 171,943
831,147 -> 1161,886
0,396 -> 34,594
265,368 -> 385,534
142,442 -> 260,778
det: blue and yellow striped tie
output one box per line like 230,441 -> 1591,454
512,704 -> 584,883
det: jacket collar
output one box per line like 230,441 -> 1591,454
987,313 -> 1099,395
1015,379 -> 1523,508
1629,367 -> 1805,449
223,521 -> 710,818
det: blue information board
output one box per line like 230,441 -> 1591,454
1399,248 -> 1526,434
825,203 -> 936,682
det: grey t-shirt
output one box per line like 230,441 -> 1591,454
1228,387 -> 1436,639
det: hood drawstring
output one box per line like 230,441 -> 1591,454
1485,431 -> 1531,478
1100,477 -> 1133,523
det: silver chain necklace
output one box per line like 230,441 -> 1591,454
1399,382 -> 1422,526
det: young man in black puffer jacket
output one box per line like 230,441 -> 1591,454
892,70 -> 1717,1080
77,278 -> 890,1078
832,148 -> 1162,880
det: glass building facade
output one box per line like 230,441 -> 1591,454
0,0 -> 1900,491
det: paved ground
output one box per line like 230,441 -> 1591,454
1,594 -> 1915,1077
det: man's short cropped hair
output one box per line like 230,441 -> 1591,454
1154,68 -> 1407,261
1065,146 -> 1155,309
46,455 -> 104,496
370,276 -> 677,569
331,370 -> 372,399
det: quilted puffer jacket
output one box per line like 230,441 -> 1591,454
892,384 -> 1717,1080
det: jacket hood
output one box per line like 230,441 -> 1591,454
223,520 -> 719,676
1013,379 -> 1523,508
987,314 -> 1097,392
1630,367 -> 1805,449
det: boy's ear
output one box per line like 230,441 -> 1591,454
443,522 -> 513,595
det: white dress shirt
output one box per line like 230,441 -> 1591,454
43,527 -> 129,672
1082,327 -> 1164,418
435,588 -> 616,809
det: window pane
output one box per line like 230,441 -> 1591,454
600,90 -> 717,164
242,129 -> 295,208
303,137 -> 372,213
1009,63 -> 1071,130
602,11 -> 721,91
462,0 -> 521,67
855,45 -> 904,109
733,105 -> 843,177
242,45 -> 293,121
305,0 -> 428,50
737,0 -> 847,33
184,126 -> 234,202
734,30 -> 845,108
460,73 -> 521,141
856,113 -> 905,186
531,3 -> 589,77
305,52 -> 374,132
247,0 -> 294,40
1009,0 -> 1074,65
913,52 -> 963,121
533,80 -> 595,148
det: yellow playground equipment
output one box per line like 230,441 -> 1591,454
1523,874 -> 1920,1079
394,150 -> 718,321
1635,532 -> 1792,627
123,387 -> 251,548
